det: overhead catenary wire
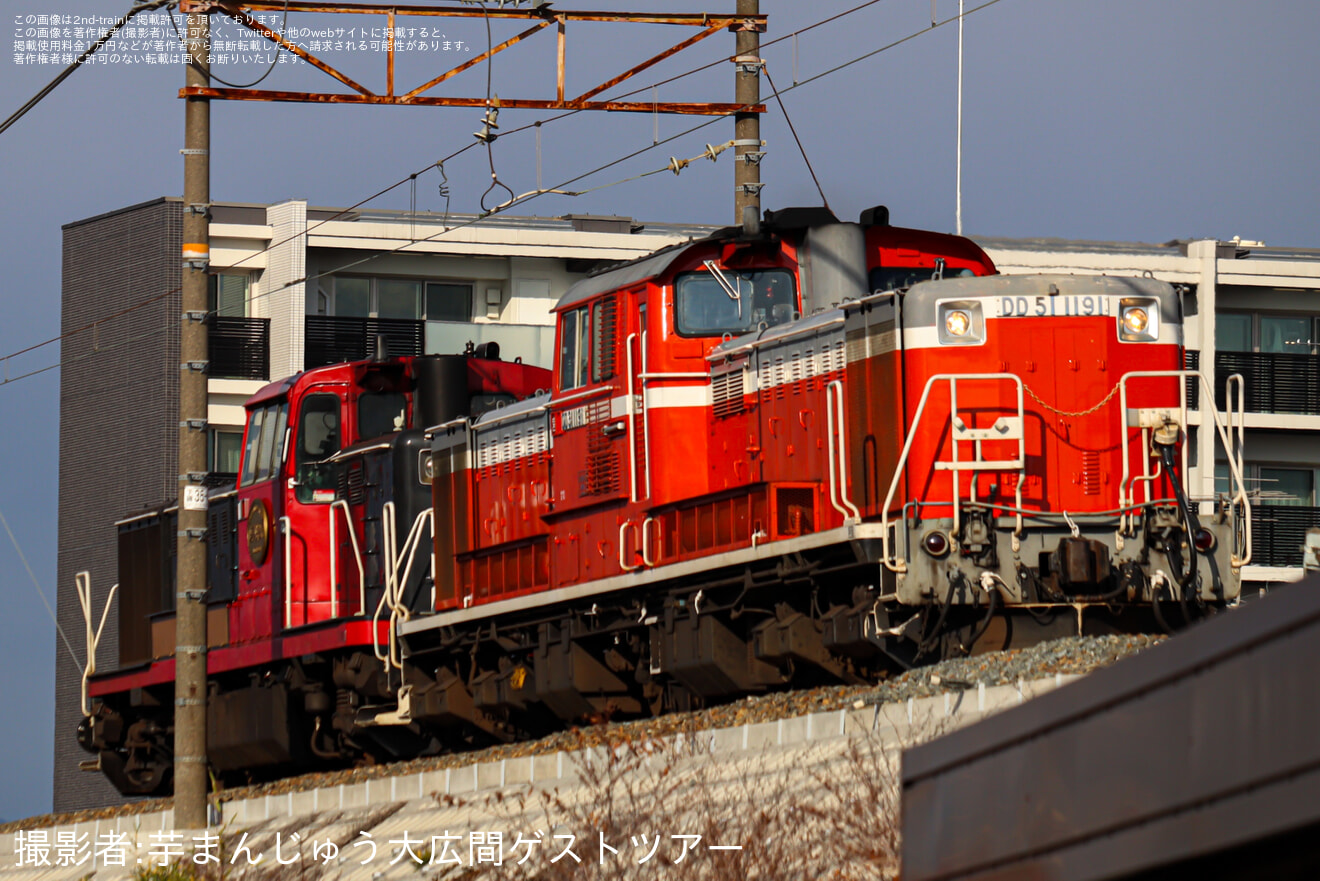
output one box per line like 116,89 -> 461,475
0,0 -> 1007,387
474,1 -> 516,214
0,506 -> 82,671
0,0 -> 176,137
288,123 -> 766,289
762,63 -> 831,212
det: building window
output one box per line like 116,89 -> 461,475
559,305 -> 591,391
377,279 -> 421,319
334,277 -> 373,317
426,282 -> 473,322
209,429 -> 243,474
1217,312 -> 1318,355
1216,463 -> 1317,506
208,273 -> 249,317
330,276 -> 474,321
1259,467 -> 1315,506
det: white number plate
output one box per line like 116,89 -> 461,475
993,295 -> 1114,318
183,485 -> 209,512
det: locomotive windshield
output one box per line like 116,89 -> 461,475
675,268 -> 795,337
239,402 -> 288,487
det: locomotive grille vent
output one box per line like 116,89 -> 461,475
712,369 -> 745,418
758,337 -> 847,400
593,295 -> 618,382
583,399 -> 620,496
339,460 -> 367,506
761,357 -> 787,402
476,418 -> 550,469
1081,450 -> 1101,495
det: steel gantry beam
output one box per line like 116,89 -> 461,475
177,1 -> 768,116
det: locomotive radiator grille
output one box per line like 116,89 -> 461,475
712,368 -> 746,418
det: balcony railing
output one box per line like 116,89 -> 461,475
305,315 -> 425,369
1185,349 -> 1320,416
1251,505 -> 1320,568
208,316 -> 270,380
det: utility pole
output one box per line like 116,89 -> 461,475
734,0 -> 763,224
175,5 -> 211,831
956,0 -> 964,235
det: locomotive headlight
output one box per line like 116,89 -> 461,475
937,300 -> 984,345
246,499 -> 271,565
418,449 -> 434,485
945,310 -> 971,337
1121,307 -> 1148,334
1118,298 -> 1159,342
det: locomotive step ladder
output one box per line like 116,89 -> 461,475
881,373 -> 1027,573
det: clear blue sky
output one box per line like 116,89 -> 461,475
2,0 -> 1317,822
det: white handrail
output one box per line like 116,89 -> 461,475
329,499 -> 366,617
372,504 -> 434,672
619,520 -> 640,572
626,333 -> 639,502
393,508 -> 433,622
75,571 -> 118,717
879,374 -> 1026,573
825,379 -> 861,521
641,516 -> 657,567
279,516 -> 293,629
371,503 -> 395,666
1117,370 -> 1251,567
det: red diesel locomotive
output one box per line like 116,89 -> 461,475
79,207 -> 1250,795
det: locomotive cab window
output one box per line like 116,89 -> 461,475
674,268 -> 795,338
559,305 -> 592,391
294,394 -> 341,503
358,391 -> 408,439
239,402 -> 289,487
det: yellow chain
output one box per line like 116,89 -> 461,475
1022,381 -> 1122,419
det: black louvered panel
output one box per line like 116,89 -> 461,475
1215,351 -> 1320,416
208,316 -> 270,380
1184,349 -> 1199,410
1250,505 -> 1320,568
304,316 -> 425,369
206,494 -> 238,603
337,459 -> 368,506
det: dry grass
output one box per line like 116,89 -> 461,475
428,720 -> 911,881
103,717 -> 921,881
